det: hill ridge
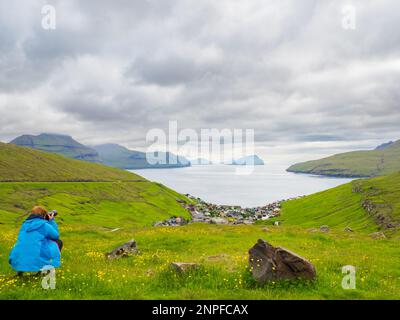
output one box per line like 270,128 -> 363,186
10,133 -> 101,163
0,142 -> 144,182
287,139 -> 400,177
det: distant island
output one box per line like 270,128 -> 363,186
226,155 -> 265,166
93,144 -> 190,169
287,139 -> 400,178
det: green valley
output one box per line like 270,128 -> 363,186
0,143 -> 399,299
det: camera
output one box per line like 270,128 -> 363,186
46,210 -> 58,220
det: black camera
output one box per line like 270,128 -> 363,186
46,210 -> 58,220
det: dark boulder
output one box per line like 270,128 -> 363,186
106,240 -> 139,259
248,239 -> 316,284
320,225 -> 329,232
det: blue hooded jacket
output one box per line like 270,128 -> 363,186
9,215 -> 61,272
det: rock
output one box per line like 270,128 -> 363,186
273,221 -> 281,226
370,232 -> 387,239
248,239 -> 316,284
344,227 -> 354,233
320,225 -> 329,232
262,227 -> 270,233
153,216 -> 187,227
207,254 -> 229,261
210,217 -> 229,225
171,262 -> 200,273
106,240 -> 139,259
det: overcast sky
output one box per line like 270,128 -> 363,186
0,0 -> 399,165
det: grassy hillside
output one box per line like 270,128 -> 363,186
10,133 -> 101,163
287,140 -> 400,177
0,142 -> 144,182
0,176 -> 398,299
0,194 -> 398,299
0,182 -> 190,229
279,173 -> 400,234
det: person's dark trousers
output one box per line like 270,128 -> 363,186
55,239 -> 63,251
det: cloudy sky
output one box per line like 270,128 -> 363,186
1,0 -> 399,165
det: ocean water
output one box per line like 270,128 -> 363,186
131,164 -> 354,208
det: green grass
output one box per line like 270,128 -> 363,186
279,172 -> 400,234
0,182 -> 190,228
0,143 -> 143,182
0,179 -> 399,299
0,223 -> 398,299
287,140 -> 400,177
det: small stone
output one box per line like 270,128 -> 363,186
262,227 -> 270,233
171,262 -> 200,273
106,240 -> 139,259
370,232 -> 386,239
273,221 -> 281,226
320,225 -> 329,232
207,254 -> 229,261
210,217 -> 229,225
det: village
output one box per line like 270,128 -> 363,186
153,194 -> 303,227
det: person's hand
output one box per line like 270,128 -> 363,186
47,212 -> 55,220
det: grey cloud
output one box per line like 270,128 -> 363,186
1,0 -> 400,162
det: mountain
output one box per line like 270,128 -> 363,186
287,140 -> 400,177
229,155 -> 264,166
375,141 -> 394,150
280,172 -> 400,235
0,142 -> 143,182
10,133 -> 101,163
93,144 -> 191,169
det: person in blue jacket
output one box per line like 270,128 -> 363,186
9,206 -> 62,275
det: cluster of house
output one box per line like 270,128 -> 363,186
183,195 -> 283,225
153,194 -> 302,227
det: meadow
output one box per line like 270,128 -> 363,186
0,181 -> 399,300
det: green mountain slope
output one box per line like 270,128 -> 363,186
93,144 -> 191,169
0,181 -> 190,228
287,140 -> 400,177
10,133 -> 101,163
280,172 -> 400,234
0,142 -> 144,182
